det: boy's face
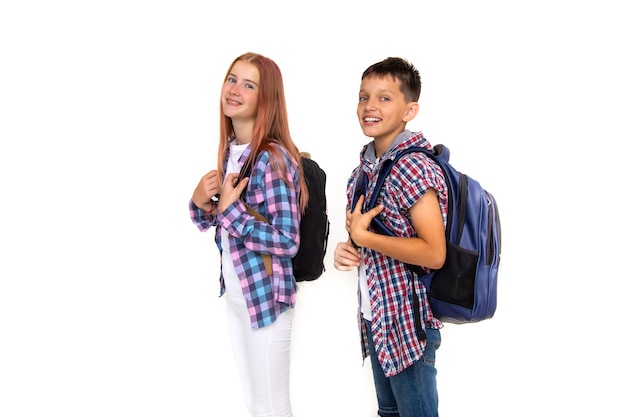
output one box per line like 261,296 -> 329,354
357,74 -> 418,147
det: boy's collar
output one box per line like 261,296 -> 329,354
363,130 -> 414,163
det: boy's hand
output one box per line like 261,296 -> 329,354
333,240 -> 361,271
349,195 -> 383,248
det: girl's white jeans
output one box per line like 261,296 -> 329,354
225,293 -> 295,417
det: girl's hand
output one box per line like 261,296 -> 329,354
192,170 -> 220,213
218,173 -> 249,213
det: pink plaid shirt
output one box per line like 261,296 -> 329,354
190,142 -> 301,329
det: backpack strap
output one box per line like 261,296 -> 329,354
242,203 -> 273,276
413,281 -> 427,342
237,160 -> 273,276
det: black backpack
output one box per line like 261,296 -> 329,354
240,153 -> 329,282
354,144 -> 501,329
292,154 -> 330,281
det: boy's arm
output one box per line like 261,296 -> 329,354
349,189 -> 446,270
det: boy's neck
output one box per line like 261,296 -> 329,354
373,129 -> 404,158
374,139 -> 391,159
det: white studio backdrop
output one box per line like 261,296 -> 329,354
1,1 -> 624,416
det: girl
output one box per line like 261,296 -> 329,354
189,52 -> 308,417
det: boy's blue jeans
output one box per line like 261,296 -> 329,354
365,320 -> 441,417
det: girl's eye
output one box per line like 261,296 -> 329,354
227,76 -> 236,83
245,83 -> 255,89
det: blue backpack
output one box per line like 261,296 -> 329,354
355,144 -> 502,327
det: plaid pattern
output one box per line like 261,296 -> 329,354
190,143 -> 300,329
347,131 -> 448,377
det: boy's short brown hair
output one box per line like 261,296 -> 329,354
361,57 -> 421,102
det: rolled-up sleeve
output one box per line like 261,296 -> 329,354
189,199 -> 216,231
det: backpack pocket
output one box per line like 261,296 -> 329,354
428,242 -> 478,309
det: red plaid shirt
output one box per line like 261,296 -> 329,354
346,131 -> 448,377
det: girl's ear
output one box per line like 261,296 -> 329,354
403,102 -> 419,122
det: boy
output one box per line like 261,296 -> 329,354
333,57 -> 448,417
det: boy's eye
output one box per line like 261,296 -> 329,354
358,96 -> 367,101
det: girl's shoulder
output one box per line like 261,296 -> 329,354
253,143 -> 298,179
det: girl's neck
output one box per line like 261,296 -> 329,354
235,136 -> 251,145
232,119 -> 254,145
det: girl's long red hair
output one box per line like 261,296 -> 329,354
216,52 -> 308,212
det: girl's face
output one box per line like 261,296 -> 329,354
221,60 -> 260,122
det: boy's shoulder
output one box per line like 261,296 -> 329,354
386,133 -> 445,181
393,131 -> 432,155
379,131 -> 433,165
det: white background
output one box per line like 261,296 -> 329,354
1,1 -> 625,416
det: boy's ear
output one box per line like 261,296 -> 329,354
403,102 -> 419,122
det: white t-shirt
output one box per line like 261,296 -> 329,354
221,141 -> 250,304
359,263 -> 372,321
358,156 -> 381,322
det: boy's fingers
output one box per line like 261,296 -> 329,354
353,195 -> 364,211
362,203 -> 384,221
